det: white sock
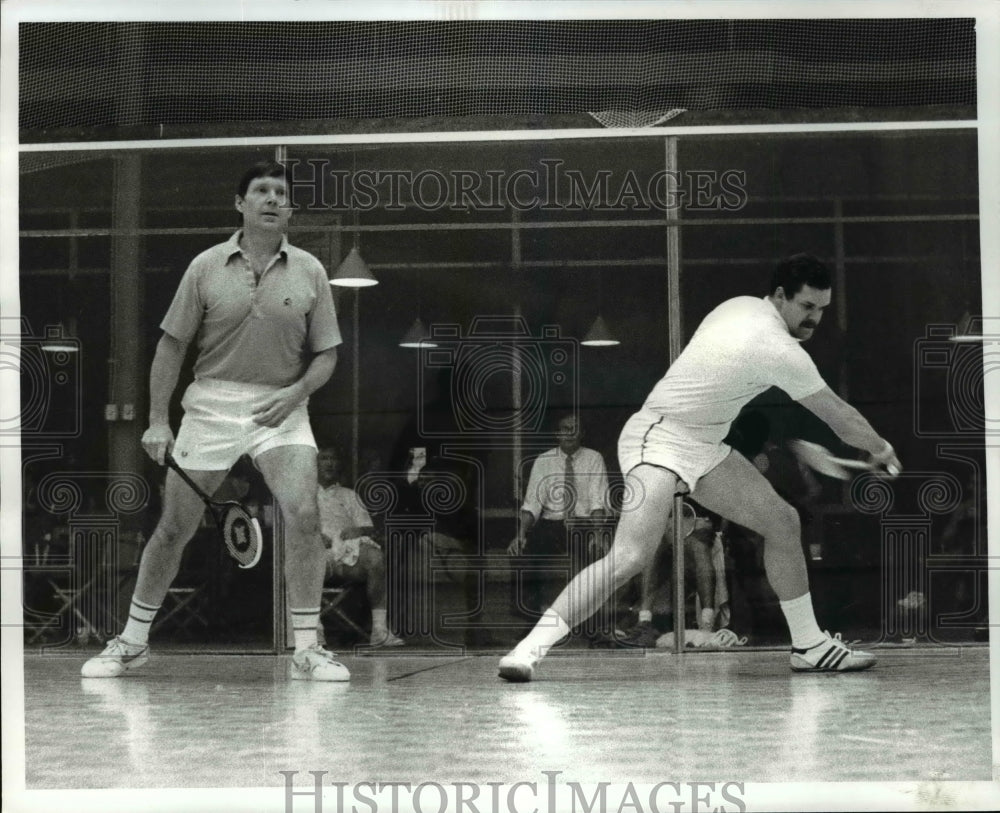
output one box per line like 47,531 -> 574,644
514,608 -> 571,660
699,606 -> 715,631
290,608 -> 321,652
779,593 -> 826,649
638,609 -> 653,623
121,597 -> 160,646
371,608 -> 388,634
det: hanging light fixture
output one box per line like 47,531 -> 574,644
399,265 -> 437,348
950,309 -> 983,343
581,269 -> 619,347
41,317 -> 79,353
331,245 -> 377,287
399,317 -> 438,349
331,149 -> 378,288
948,237 -> 982,343
581,314 -> 619,347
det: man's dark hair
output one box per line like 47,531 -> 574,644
769,254 -> 832,298
237,161 -> 288,198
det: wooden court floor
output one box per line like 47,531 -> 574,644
13,645 -> 997,806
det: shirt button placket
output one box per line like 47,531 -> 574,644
246,255 -> 263,318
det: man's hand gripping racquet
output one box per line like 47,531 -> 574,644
789,439 -> 901,481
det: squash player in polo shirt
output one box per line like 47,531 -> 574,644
83,161 -> 349,681
499,254 -> 903,681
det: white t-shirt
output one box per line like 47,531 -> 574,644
641,296 -> 826,444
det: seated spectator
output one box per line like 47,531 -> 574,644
415,454 -> 486,646
415,456 -> 477,565
622,500 -> 729,647
354,446 -> 389,540
360,447 -> 386,478
507,413 -> 611,615
316,447 -> 403,648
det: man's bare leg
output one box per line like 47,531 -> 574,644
691,451 -> 875,671
499,465 -> 679,681
131,467 -> 229,616
257,447 -> 327,646
80,466 -> 229,678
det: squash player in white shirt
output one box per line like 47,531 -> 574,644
499,254 -> 902,681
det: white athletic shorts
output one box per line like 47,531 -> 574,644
617,408 -> 732,493
172,378 -> 316,470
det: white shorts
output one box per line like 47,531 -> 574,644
172,378 -> 316,470
617,408 -> 732,493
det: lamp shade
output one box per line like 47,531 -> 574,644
581,315 -> 620,347
41,320 -> 79,353
950,309 -> 985,343
399,318 -> 438,348
330,246 -> 378,287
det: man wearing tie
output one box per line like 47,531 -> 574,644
508,414 -> 610,615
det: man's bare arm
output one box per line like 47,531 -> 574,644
798,386 -> 901,470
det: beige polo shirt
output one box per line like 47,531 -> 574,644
161,231 -> 341,386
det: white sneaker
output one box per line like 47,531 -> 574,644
498,649 -> 538,682
81,636 -> 149,678
790,632 -> 876,672
698,606 -> 716,632
291,645 -> 350,682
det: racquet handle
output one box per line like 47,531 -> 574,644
164,450 -> 214,504
832,456 -> 900,477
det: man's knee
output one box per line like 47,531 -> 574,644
359,547 -> 385,579
280,498 -> 319,535
763,501 -> 801,540
606,545 -> 649,584
152,509 -> 202,550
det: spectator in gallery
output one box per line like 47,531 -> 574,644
316,446 -> 404,648
507,413 -> 611,615
621,499 -> 728,647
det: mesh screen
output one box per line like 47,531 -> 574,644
20,18 -> 975,134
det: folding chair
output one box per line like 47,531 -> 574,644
148,526 -> 218,639
24,564 -> 74,645
319,585 -> 366,640
152,586 -> 210,635
27,523 -> 117,646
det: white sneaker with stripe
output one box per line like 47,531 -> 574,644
290,644 -> 351,681
81,636 -> 150,678
790,631 -> 876,672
